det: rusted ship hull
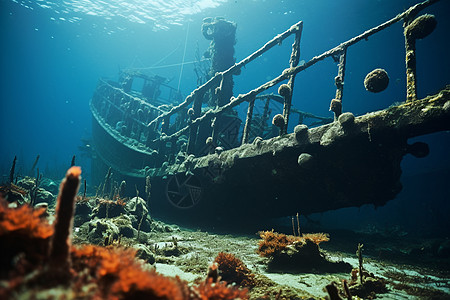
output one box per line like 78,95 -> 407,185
91,87 -> 450,224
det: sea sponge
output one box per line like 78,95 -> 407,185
338,112 -> 355,127
364,69 -> 389,93
297,153 -> 314,169
48,166 -> 81,272
278,84 -> 291,98
405,14 -> 437,40
193,278 -> 249,300
272,114 -> 285,129
71,245 -> 188,299
329,98 -> 342,114
257,230 -> 293,258
214,252 -> 255,287
257,230 -> 330,258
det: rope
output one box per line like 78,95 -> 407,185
177,22 -> 190,92
130,59 -> 210,70
150,44 -> 181,68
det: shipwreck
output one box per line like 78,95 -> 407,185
89,0 -> 449,224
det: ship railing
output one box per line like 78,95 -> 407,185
91,79 -> 172,152
146,0 -> 439,159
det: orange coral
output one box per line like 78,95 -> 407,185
0,200 -> 53,239
193,278 -> 249,300
257,230 -> 294,257
0,199 -> 54,277
257,230 -> 329,257
213,252 -> 255,287
302,232 -> 330,245
71,245 -> 188,300
98,197 -> 126,206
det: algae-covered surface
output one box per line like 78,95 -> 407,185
1,171 -> 450,299
73,218 -> 450,299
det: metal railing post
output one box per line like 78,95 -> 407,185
242,96 -> 256,145
282,23 -> 303,134
331,48 -> 347,120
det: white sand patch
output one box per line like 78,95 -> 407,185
155,263 -> 199,282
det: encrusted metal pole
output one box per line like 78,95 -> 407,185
241,96 -> 256,144
404,18 -> 418,103
331,48 -> 347,120
403,3 -> 438,102
282,23 -> 303,134
187,92 -> 204,154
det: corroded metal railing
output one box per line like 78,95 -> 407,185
92,0 -> 440,171
149,0 -> 438,156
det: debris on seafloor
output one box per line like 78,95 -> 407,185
0,167 -> 250,300
346,243 -> 388,299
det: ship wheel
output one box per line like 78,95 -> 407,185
165,174 -> 202,209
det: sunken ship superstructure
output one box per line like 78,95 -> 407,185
90,0 -> 450,224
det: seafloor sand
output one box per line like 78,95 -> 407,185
79,223 -> 449,299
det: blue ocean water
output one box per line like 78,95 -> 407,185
1,0 -> 449,235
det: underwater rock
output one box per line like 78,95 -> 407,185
75,200 -> 92,215
266,239 -> 351,273
364,68 -> 389,93
87,219 -> 120,245
92,198 -> 126,219
35,188 -> 55,205
348,268 -> 388,299
40,178 -> 58,195
133,244 -> 156,265
130,214 -> 152,233
16,177 -> 35,190
120,225 -> 136,238
257,231 -> 351,273
74,201 -> 92,227
126,196 -> 148,216
112,214 -> 137,238
0,184 -> 27,204
126,197 -> 152,232
151,220 -> 180,233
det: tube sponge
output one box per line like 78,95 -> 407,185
48,166 -> 81,271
